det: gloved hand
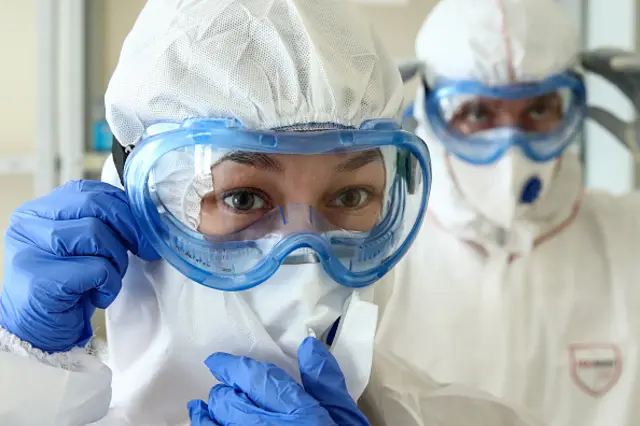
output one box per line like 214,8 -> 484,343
0,180 -> 159,353
298,336 -> 371,426
188,337 -> 370,426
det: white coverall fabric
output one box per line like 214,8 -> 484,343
0,0 -> 542,424
374,0 -> 640,424
0,311 -> 543,426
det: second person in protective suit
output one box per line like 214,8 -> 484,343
379,0 -> 640,425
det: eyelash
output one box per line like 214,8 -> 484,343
219,188 -> 271,214
329,187 -> 375,209
217,186 -> 377,214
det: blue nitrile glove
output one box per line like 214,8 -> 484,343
188,337 -> 369,426
0,180 -> 159,353
299,337 -> 371,426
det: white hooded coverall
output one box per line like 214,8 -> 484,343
375,0 -> 640,425
0,0 -> 542,425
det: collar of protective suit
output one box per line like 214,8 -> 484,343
415,123 -> 583,257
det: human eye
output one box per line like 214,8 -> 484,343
449,100 -> 495,134
463,102 -> 491,123
221,188 -> 271,213
527,95 -> 563,120
329,187 -> 373,210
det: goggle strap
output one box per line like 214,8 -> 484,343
112,136 -> 134,186
422,77 -> 432,97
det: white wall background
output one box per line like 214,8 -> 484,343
583,0 -> 637,193
0,2 -> 37,283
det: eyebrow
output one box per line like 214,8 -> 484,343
335,150 -> 383,173
533,93 -> 562,103
214,149 -> 382,173
215,152 -> 284,172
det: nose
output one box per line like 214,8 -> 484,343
279,203 -> 316,233
495,112 -> 519,128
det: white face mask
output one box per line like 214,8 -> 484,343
237,261 -> 378,400
107,255 -> 378,424
448,148 -> 558,229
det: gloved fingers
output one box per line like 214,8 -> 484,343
208,384 -> 334,426
62,256 -> 122,308
0,254 -> 117,352
208,384 -> 268,425
132,234 -> 159,262
8,215 -> 132,277
187,400 -> 221,426
299,337 -> 346,385
74,181 -> 160,261
14,180 -> 159,262
298,337 -> 370,425
19,181 -> 127,219
57,180 -> 125,198
78,296 -> 97,347
204,352 -> 320,414
7,250 -> 124,309
61,256 -> 122,308
86,258 -> 125,308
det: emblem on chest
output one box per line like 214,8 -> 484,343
569,343 -> 622,397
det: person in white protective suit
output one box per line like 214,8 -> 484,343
0,0 -> 545,425
376,0 -> 640,425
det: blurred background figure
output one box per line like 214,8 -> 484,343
377,0 -> 640,425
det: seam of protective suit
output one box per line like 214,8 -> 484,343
495,0 -> 516,82
0,326 -> 95,372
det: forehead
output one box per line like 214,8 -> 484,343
465,92 -> 561,105
275,150 -> 383,166
213,149 -> 384,173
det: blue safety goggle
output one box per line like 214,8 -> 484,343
122,118 -> 432,291
424,72 -> 587,165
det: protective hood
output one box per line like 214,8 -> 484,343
105,0 -> 404,145
415,0 -> 580,86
